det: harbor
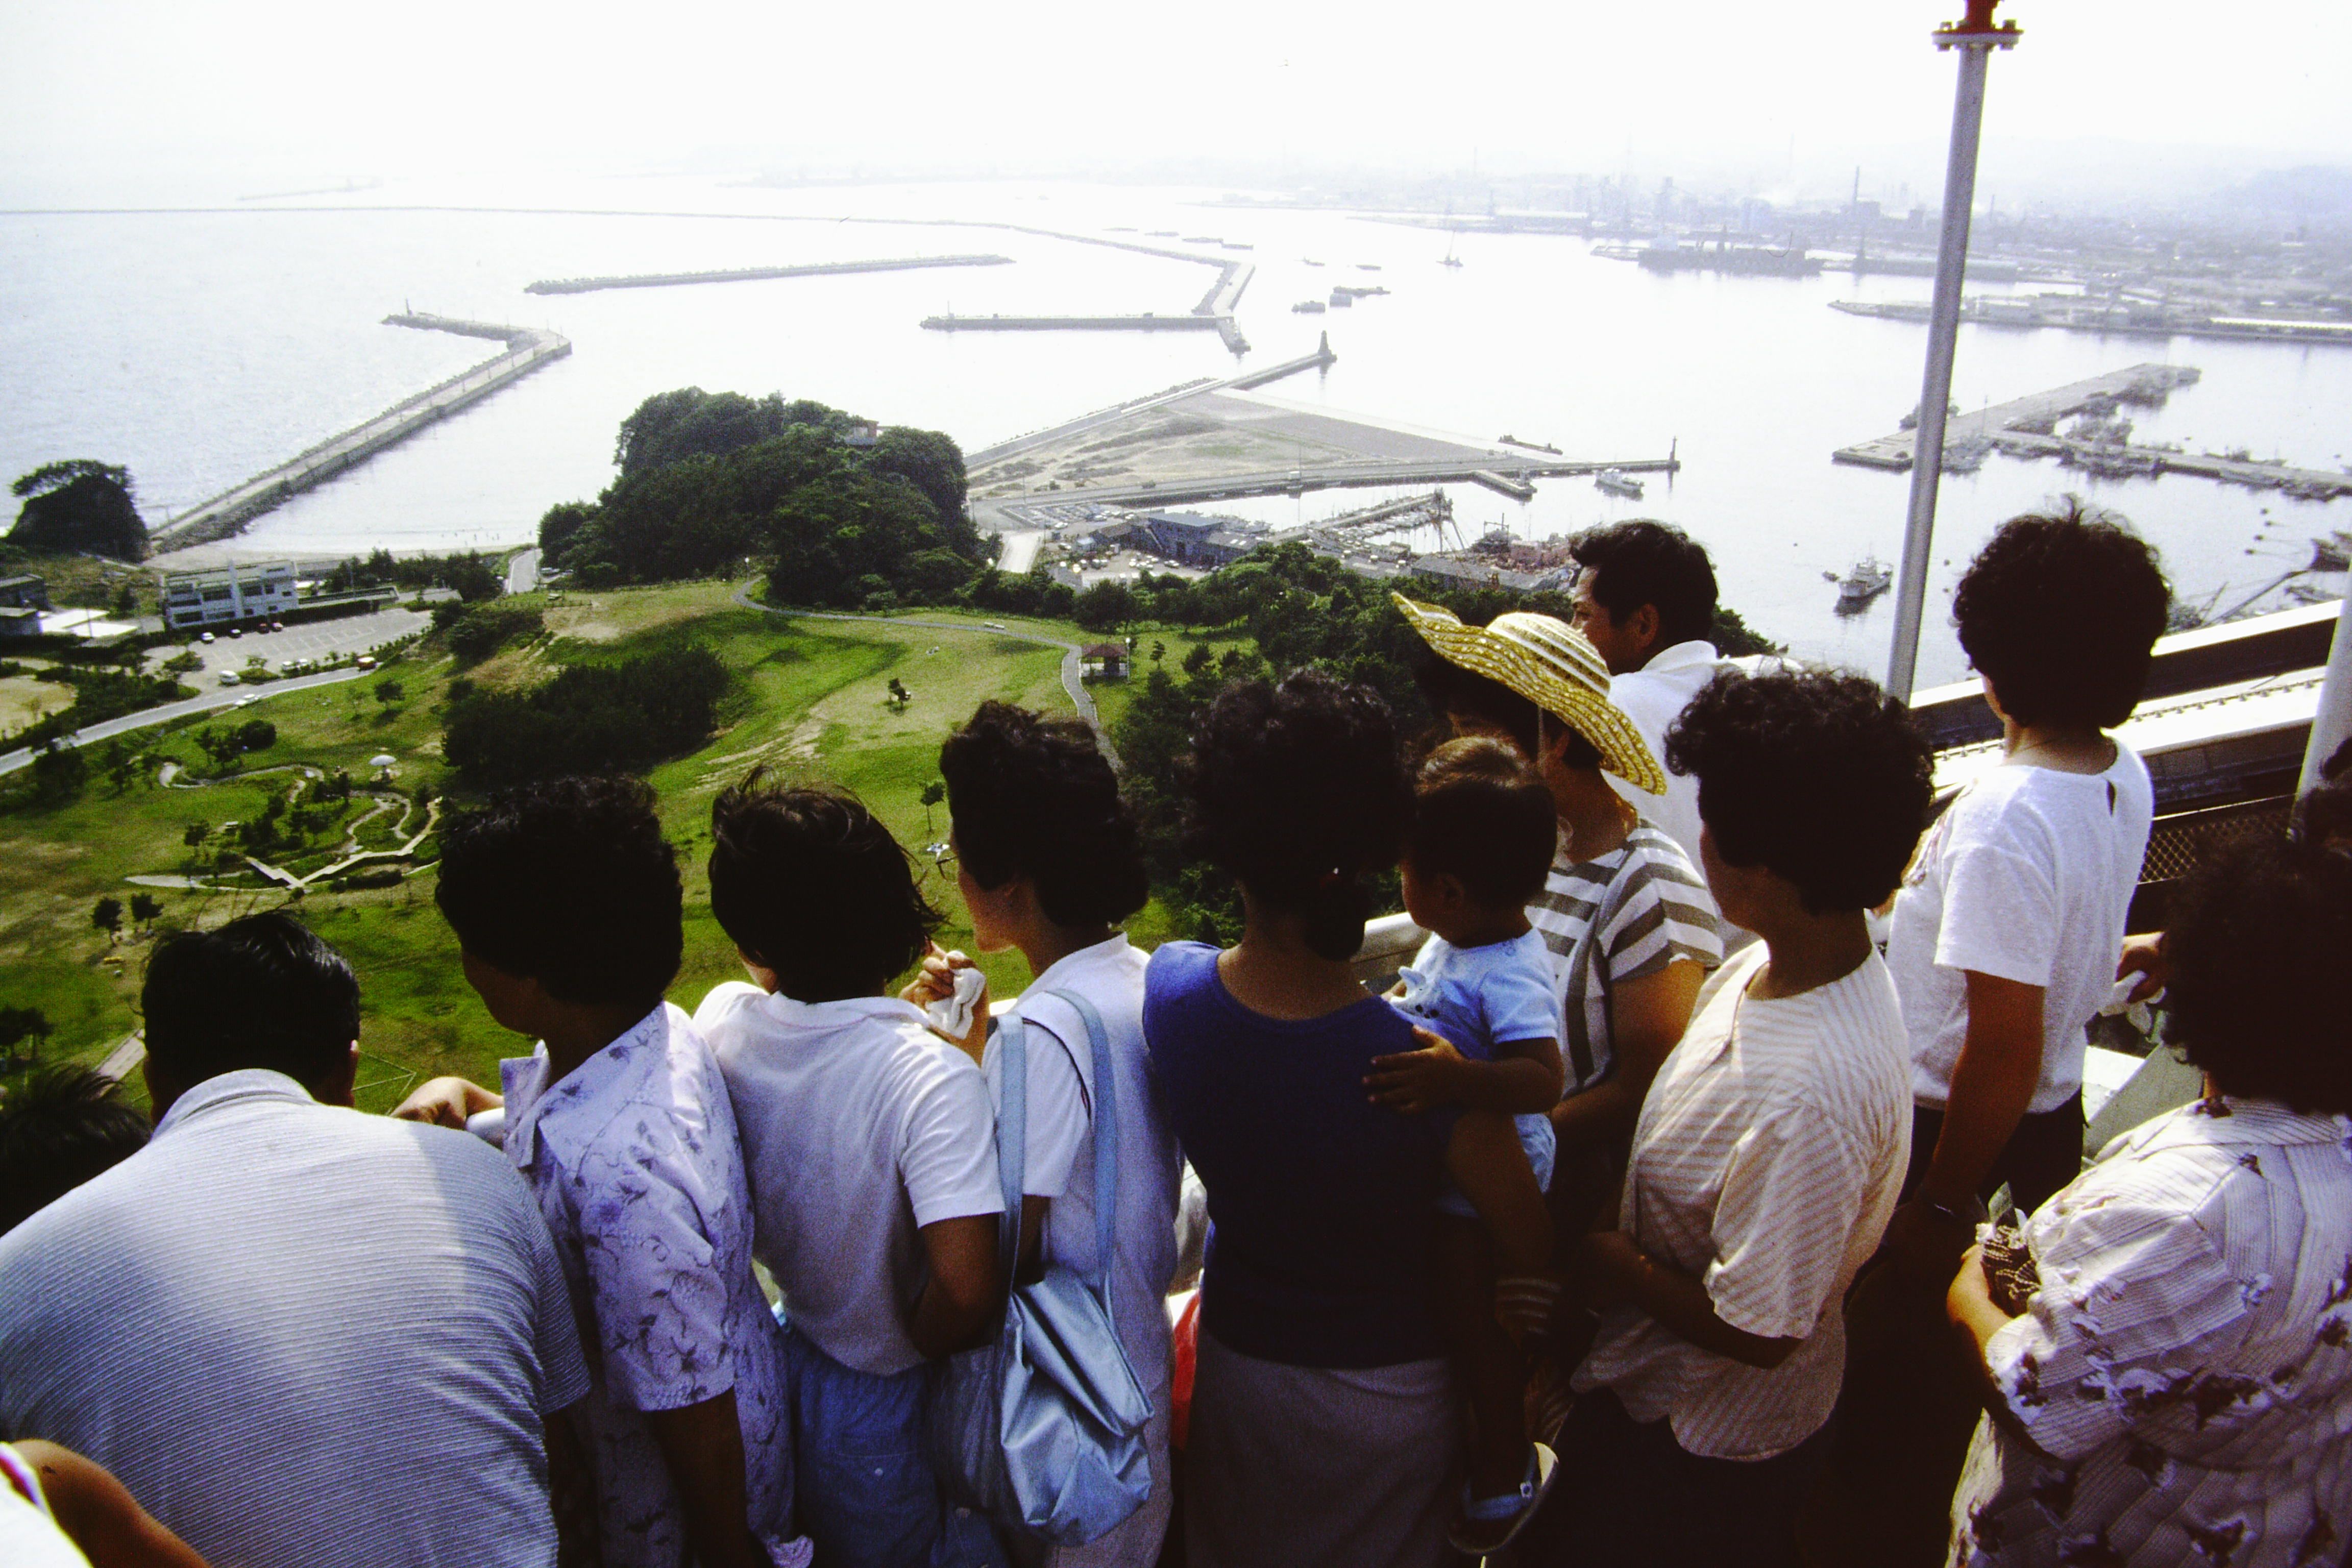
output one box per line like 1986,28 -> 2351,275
523,254 -> 1012,295
1832,362 -> 2352,500
151,313 -> 571,549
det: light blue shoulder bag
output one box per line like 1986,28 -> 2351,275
929,988 -> 1156,1546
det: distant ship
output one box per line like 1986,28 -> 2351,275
1183,235 -> 1221,244
1834,555 -> 1894,612
1221,241 -> 1255,251
1146,229 -> 1179,237
1637,238 -> 1822,278
1595,470 -> 1645,499
1357,263 -> 1384,272
1441,233 -> 1463,268
1328,289 -> 1353,308
1302,259 -> 1325,267
1292,299 -> 1328,314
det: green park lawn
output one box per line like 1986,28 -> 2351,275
0,580 -> 1106,1111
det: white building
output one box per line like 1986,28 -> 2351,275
161,561 -> 298,631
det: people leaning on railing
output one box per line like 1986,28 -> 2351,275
10,567 -> 2352,1568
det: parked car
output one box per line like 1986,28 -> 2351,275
218,670 -> 240,685
227,626 -> 242,639
199,631 -> 215,644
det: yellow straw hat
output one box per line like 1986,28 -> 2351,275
1391,593 -> 1666,795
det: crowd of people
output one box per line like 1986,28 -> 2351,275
0,507 -> 2347,1568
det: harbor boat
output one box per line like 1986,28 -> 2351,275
1183,235 -> 1221,244
1358,263 -> 1384,271
1595,470 -> 1645,500
1941,434 -> 1994,474
1292,299 -> 1328,314
1302,258 -> 1325,266
1222,242 -> 1255,251
1834,554 -> 1894,612
1501,434 -> 1563,455
1441,233 -> 1463,269
1146,229 -> 1179,237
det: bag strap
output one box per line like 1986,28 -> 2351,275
993,1016 -> 1027,1283
1033,988 -> 1120,1309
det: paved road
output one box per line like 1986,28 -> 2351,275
506,547 -> 542,595
729,584 -> 1115,766
0,666 -> 370,777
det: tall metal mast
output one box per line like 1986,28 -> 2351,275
1885,0 -> 2021,703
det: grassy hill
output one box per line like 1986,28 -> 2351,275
0,579 -> 1096,1112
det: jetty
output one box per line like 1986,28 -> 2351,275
153,313 -> 570,548
1001,451 -> 1679,512
1833,362 -> 2352,498
921,227 -> 1255,354
525,254 -> 1011,295
1830,296 -> 2352,348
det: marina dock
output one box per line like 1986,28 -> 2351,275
153,313 -> 571,548
1833,361 -> 2352,498
525,254 -> 1012,295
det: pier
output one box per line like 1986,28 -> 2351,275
925,314 -> 1220,333
1832,364 -> 2199,470
153,314 -> 570,548
525,254 -> 1012,295
922,229 -> 1254,354
1470,471 -> 1537,500
999,451 -> 1679,512
1833,361 -> 2352,498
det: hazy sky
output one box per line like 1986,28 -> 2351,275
4,0 -> 2346,204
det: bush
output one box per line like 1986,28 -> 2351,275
442,646 -> 730,786
437,604 -> 545,665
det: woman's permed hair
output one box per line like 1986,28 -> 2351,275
435,776 -> 683,1010
1180,669 -> 1411,961
2164,833 -> 2352,1115
939,700 -> 1148,927
1664,669 -> 1935,914
1408,736 -> 1557,909
1952,500 -> 2171,730
708,771 -> 943,1002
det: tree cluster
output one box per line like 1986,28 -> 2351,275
442,645 -> 730,786
537,390 -> 986,607
9,669 -> 193,755
431,602 -> 544,665
8,462 -> 147,561
318,549 -> 505,601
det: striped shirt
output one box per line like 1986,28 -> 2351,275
1527,823 -> 1723,1092
1948,1097 -> 2352,1568
0,1070 -> 591,1568
1578,945 -> 1913,1459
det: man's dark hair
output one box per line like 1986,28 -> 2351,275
708,772 -> 943,1002
1570,521 -> 1720,650
434,775 -> 682,1009
0,1067 -> 150,1233
1952,501 -> 2171,730
1181,669 -> 1411,962
1409,646 -> 1602,771
940,700 -> 1148,927
1408,736 -> 1557,908
2165,834 -> 2352,1115
142,911 -> 362,1091
1666,670 -> 1935,914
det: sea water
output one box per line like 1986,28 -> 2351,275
2,176 -> 2345,685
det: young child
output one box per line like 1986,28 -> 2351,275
1364,736 -> 1567,1554
396,776 -> 799,1568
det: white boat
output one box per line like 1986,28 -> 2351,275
1595,470 -> 1644,500
1835,554 -> 1893,612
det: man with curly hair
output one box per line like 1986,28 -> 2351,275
1814,502 -> 2171,1566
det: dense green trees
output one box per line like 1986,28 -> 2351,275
8,462 -> 146,561
442,646 -> 730,786
541,390 -> 986,603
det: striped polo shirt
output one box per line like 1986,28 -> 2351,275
1528,823 -> 1724,1091
1577,945 -> 1913,1459
0,1070 -> 591,1568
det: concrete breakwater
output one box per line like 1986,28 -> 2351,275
1831,364 -> 2199,471
525,254 -> 1012,295
153,313 -> 570,548
1024,451 -> 1680,511
923,227 -> 1256,354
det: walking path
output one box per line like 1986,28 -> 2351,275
0,667 -> 368,778
730,585 -> 1116,767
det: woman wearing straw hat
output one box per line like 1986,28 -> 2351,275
1393,597 -> 1723,1292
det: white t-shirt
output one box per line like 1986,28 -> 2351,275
1578,945 -> 1912,1460
697,985 -> 1003,1377
1601,639 -> 1733,869
986,936 -> 1185,1403
1888,745 -> 2154,1114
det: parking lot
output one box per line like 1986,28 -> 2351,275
162,604 -> 432,683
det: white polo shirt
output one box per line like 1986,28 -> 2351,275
1578,945 -> 1912,1459
697,984 -> 1003,1377
0,1070 -> 590,1568
1601,639 -> 1734,868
